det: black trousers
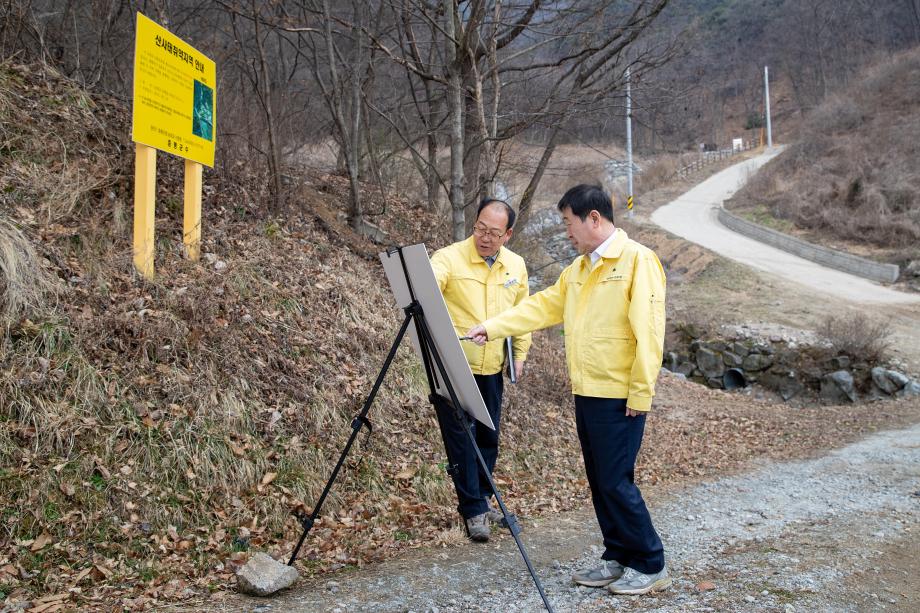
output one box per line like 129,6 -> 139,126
433,373 -> 503,519
574,395 -> 665,574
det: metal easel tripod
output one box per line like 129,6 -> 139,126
287,246 -> 554,612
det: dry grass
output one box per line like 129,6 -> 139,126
0,57 -> 491,603
817,313 -> 892,364
726,47 -> 920,264
635,154 -> 681,193
0,217 -> 58,324
5,54 -> 917,610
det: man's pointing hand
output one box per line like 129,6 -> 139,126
466,325 -> 489,346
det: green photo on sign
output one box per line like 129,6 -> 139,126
192,80 -> 213,141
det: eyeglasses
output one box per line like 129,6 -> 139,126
472,224 -> 507,239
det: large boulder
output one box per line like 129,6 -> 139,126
905,259 -> 920,278
761,369 -> 804,401
820,370 -> 856,403
696,347 -> 725,379
676,360 -> 695,377
870,367 -> 910,395
898,380 -> 920,398
742,353 -> 774,372
722,351 -> 744,368
730,342 -> 751,357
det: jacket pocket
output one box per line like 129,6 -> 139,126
584,328 -> 635,387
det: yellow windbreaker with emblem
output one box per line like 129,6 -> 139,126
482,229 -> 665,411
431,236 -> 532,375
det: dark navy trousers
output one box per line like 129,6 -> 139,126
574,395 -> 665,574
433,373 -> 503,519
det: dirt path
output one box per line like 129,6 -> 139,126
650,150 -> 920,305
214,423 -> 920,613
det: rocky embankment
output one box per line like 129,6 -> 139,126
665,323 -> 920,404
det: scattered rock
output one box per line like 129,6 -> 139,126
696,581 -> 716,591
676,361 -> 695,377
742,353 -> 774,372
898,380 -> 920,398
235,552 -> 299,596
696,348 -> 725,378
731,341 -> 751,357
871,367 -> 909,395
904,259 -> 920,277
820,371 -> 856,403
761,369 -> 804,401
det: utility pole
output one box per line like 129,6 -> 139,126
626,66 -> 634,218
764,66 -> 773,148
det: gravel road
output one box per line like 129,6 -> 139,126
650,150 -> 920,305
222,422 -> 920,613
210,152 -> 920,613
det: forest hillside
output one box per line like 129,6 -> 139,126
726,47 -> 920,280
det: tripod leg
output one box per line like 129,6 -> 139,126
288,310 -> 415,566
462,402 -> 553,612
416,317 -> 555,613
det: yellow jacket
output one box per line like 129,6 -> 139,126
482,229 -> 666,411
431,237 -> 532,375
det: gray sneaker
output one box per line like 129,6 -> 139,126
485,505 -> 518,529
465,513 -> 490,542
485,506 -> 505,524
571,559 -> 625,587
607,565 -> 672,595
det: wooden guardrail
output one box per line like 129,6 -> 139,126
675,140 -> 758,179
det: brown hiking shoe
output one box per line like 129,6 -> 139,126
465,513 -> 490,542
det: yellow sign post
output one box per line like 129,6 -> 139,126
131,12 -> 216,278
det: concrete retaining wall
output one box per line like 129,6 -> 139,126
717,207 -> 900,284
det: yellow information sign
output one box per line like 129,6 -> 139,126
132,12 -> 216,167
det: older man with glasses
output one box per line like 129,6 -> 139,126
429,197 -> 532,542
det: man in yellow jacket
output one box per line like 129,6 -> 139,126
430,198 -> 531,543
467,184 -> 670,594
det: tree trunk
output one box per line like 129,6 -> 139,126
253,1 -> 283,212
427,124 -> 440,212
425,93 -> 442,212
512,125 -> 561,245
347,0 -> 365,229
444,0 -> 465,241
462,69 -> 483,230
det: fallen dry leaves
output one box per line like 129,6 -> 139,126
3,59 -> 920,612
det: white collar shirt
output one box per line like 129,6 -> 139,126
589,229 -> 618,267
